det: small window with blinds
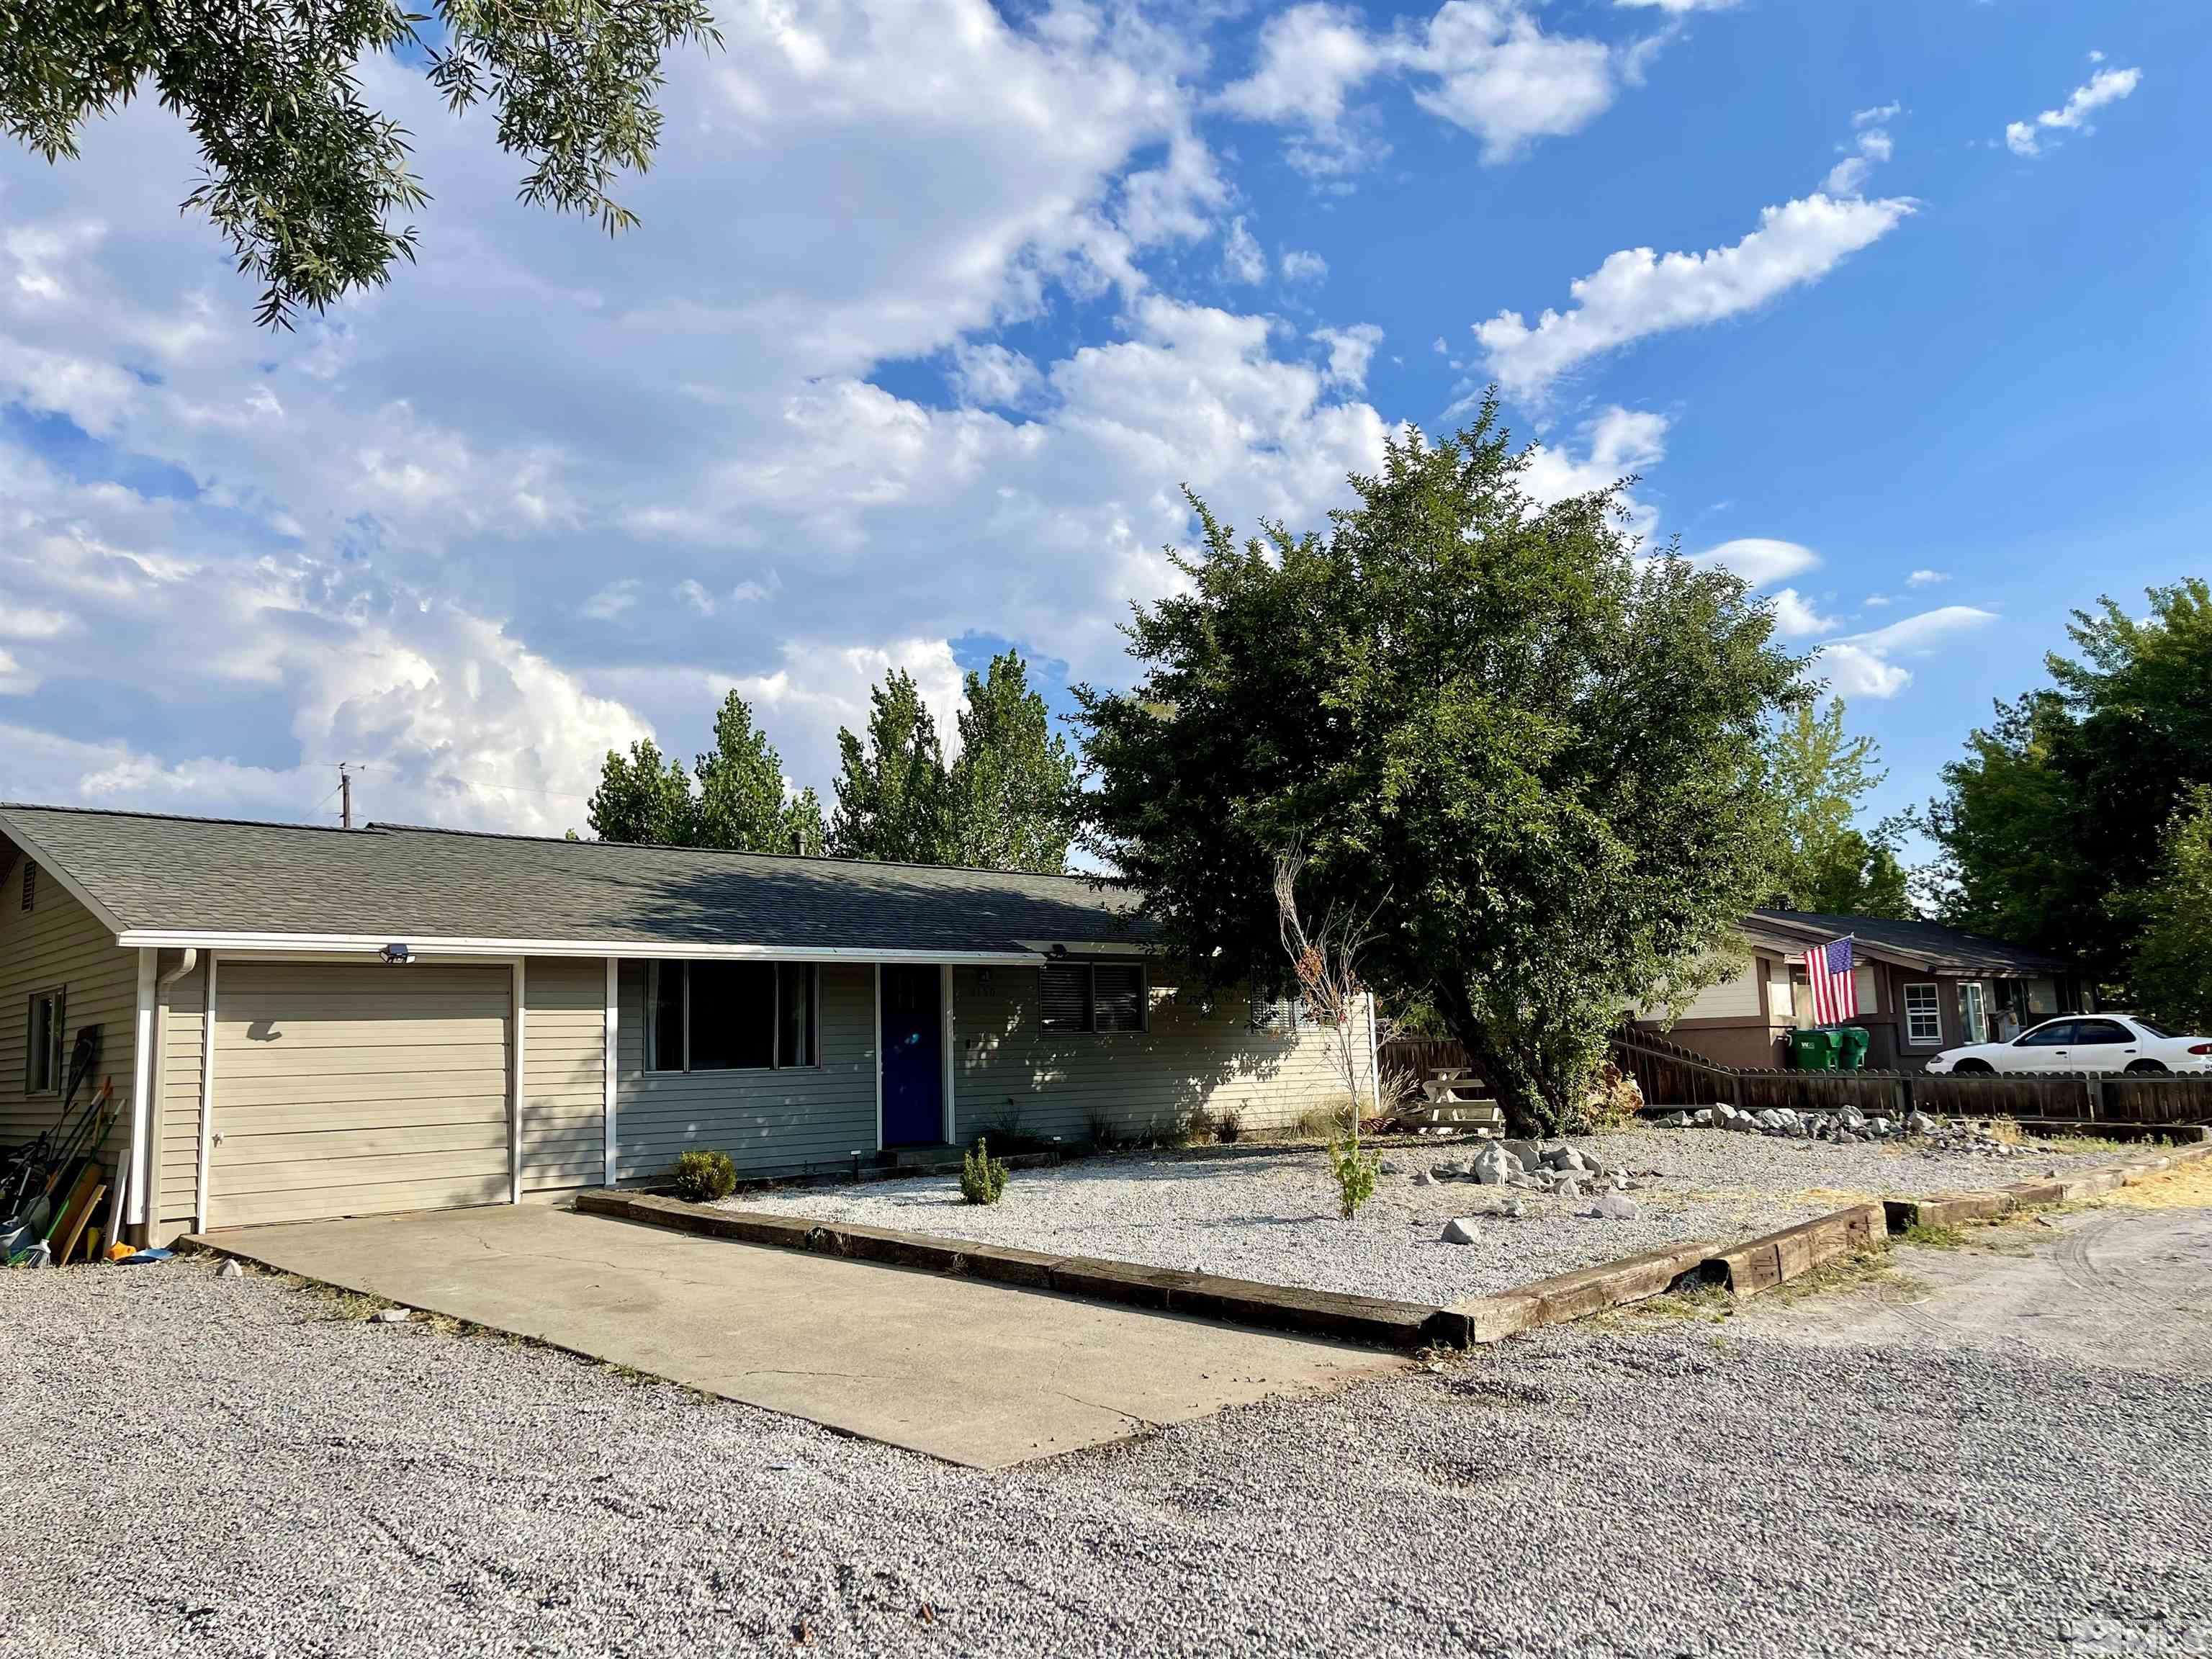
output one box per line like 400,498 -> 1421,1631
1040,961 -> 1146,1034
1092,963 -> 1146,1032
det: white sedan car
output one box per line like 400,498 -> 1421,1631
1926,1014 -> 2212,1075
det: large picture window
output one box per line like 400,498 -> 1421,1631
24,986 -> 64,1094
644,961 -> 816,1073
1903,982 -> 1942,1047
1040,960 -> 1147,1033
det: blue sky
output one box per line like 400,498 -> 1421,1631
0,0 -> 2201,844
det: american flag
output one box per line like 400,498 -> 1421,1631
1804,935 -> 1858,1024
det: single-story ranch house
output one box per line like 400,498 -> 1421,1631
1640,909 -> 2087,1072
1,805 -> 1373,1247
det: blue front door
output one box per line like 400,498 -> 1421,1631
880,965 -> 943,1146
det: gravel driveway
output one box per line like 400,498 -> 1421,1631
717,1128 -> 2125,1305
6,1226 -> 2209,1659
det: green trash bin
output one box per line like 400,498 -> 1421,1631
1788,1028 -> 1838,1071
1833,1025 -> 1871,1071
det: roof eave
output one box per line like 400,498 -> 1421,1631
111,930 -> 1054,963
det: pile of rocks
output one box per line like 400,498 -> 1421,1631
1420,1141 -> 1647,1242
1655,1104 -> 2040,1159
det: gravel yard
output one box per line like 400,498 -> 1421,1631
6,1246 -> 2209,1659
720,1127 -> 2129,1305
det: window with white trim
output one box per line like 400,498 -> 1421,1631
1040,961 -> 1147,1033
1903,982 -> 1942,1047
24,986 -> 64,1094
644,961 -> 816,1073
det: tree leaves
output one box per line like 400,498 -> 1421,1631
1,0 -> 717,326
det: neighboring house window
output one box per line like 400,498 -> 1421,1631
643,961 -> 816,1072
24,987 -> 64,1094
1040,960 -> 1147,1033
1250,992 -> 1308,1032
1904,983 -> 1942,1047
1958,981 -> 1988,1046
19,860 -> 35,912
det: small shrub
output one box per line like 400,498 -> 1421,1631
1215,1107 -> 1244,1144
961,1138 -> 1010,1205
1083,1110 -> 1123,1152
1182,1105 -> 1217,1145
1293,1093 -> 1359,1141
1327,1136 -> 1380,1220
1581,1061 -> 1645,1133
670,1148 -> 737,1204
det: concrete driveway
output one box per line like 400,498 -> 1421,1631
196,1203 -> 1401,1468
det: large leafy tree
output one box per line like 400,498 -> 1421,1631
828,670 -> 953,863
586,692 -> 823,853
586,737 -> 697,846
1923,579 -> 2212,989
1076,403 -> 1804,1135
693,691 -> 825,855
1764,698 -> 1913,918
2,0 -> 718,327
947,650 -> 1077,873
2122,788 -> 2212,1033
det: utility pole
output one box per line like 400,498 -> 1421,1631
339,763 -> 354,830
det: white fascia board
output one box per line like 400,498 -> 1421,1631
1013,938 -> 1154,957
111,929 -> 1047,965
0,811 -> 132,935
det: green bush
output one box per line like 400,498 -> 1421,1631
1216,1107 -> 1244,1144
1327,1136 -> 1380,1220
961,1138 -> 1010,1205
670,1148 -> 737,1204
1083,1111 -> 1123,1151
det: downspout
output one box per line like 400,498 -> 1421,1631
110,948 -> 196,1251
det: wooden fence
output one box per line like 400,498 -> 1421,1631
1609,1030 -> 2212,1126
1379,1028 -> 2212,1127
1377,1038 -> 1473,1082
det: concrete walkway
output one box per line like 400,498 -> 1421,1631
194,1203 -> 1401,1468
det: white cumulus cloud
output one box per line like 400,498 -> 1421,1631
1215,0 -> 1653,176
1475,192 -> 1915,400
2006,63 -> 2141,158
1686,538 -> 1822,588
1811,606 -> 1997,700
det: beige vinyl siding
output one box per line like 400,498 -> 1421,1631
207,962 -> 511,1227
614,961 -> 875,1182
1672,961 -> 1762,1022
952,965 -> 1370,1143
153,951 -> 207,1235
521,956 -> 606,1192
0,853 -> 137,1182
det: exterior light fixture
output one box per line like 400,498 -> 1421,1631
379,943 -> 414,966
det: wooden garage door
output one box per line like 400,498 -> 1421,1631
210,963 -> 512,1227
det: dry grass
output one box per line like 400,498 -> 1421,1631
2105,1157 -> 2212,1210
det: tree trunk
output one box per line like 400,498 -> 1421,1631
1433,985 -> 1562,1139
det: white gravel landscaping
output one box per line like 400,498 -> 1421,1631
722,1125 -> 2134,1306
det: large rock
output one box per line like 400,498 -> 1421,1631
1440,1217 -> 1480,1245
1412,1169 -> 1439,1187
1472,1145 -> 1524,1185
1594,1191 -> 1638,1220
1905,1110 -> 1938,1136
1499,1138 -> 1543,1171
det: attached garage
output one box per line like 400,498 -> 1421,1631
208,962 -> 515,1228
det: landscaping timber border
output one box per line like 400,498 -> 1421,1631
570,1138 -> 2212,1354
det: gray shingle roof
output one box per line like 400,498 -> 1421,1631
0,804 -> 1148,957
1751,909 -> 2072,976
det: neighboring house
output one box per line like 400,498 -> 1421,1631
0,805 -> 1371,1246
1639,910 -> 2087,1074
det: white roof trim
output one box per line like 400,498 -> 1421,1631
0,809 -> 131,935
110,929 -> 1050,963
